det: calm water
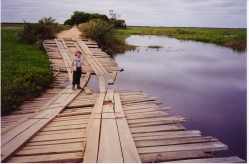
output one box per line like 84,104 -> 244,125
102,35 -> 246,160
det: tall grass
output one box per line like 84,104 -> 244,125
1,28 -> 54,115
117,27 -> 246,52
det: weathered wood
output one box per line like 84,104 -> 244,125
127,116 -> 186,124
125,111 -> 169,120
98,104 -> 123,163
7,152 -> 83,163
171,156 -> 245,163
83,93 -> 105,163
38,128 -> 86,136
139,150 -> 211,163
137,141 -> 228,154
132,130 -> 201,138
80,72 -> 91,88
135,136 -> 218,148
16,142 -> 84,156
108,71 -> 118,85
56,111 -> 91,117
27,138 -> 85,146
41,124 -> 87,131
114,93 -> 141,163
99,76 -> 106,93
31,131 -> 85,142
130,124 -> 186,133
84,86 -> 92,95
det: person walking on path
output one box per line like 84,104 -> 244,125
70,51 -> 90,90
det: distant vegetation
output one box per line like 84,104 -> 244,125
19,17 -> 63,50
148,45 -> 163,49
1,28 -> 53,115
64,10 -> 126,29
117,27 -> 246,52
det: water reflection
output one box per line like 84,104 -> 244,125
112,35 -> 247,160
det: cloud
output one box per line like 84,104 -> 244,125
1,0 -> 246,28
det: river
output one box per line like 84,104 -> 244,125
110,35 -> 247,160
87,35 -> 247,160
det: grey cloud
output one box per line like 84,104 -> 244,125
1,0 -> 246,28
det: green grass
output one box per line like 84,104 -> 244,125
1,28 -> 54,115
117,27 -> 246,52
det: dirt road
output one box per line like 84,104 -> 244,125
56,26 -> 82,38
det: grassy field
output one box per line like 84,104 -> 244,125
117,27 -> 246,52
1,28 -> 54,115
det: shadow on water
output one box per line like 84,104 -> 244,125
112,35 -> 247,160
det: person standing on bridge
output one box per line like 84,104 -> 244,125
70,51 -> 89,90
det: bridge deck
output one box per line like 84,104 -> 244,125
1,37 -> 245,163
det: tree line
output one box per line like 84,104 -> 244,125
64,11 -> 126,29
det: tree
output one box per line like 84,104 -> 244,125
109,10 -> 120,25
64,11 -> 109,26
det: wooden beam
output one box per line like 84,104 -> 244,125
83,93 -> 105,163
170,156 -> 245,163
108,71 -> 118,85
98,104 -> 123,163
114,93 -> 141,163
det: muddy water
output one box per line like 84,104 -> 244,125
106,35 -> 246,160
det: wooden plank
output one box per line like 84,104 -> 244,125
104,89 -> 114,102
83,93 -> 105,163
84,87 -> 92,95
1,89 -> 63,135
127,116 -> 186,124
15,143 -> 83,156
7,152 -> 83,163
1,119 -> 52,162
75,41 -> 100,76
47,119 -> 88,127
171,156 -> 245,163
98,104 -> 123,163
139,150 -> 211,163
99,76 -> 106,93
137,141 -> 228,154
41,124 -> 87,131
130,124 -> 186,134
132,130 -> 201,138
108,71 -> 118,85
1,119 -> 41,147
77,39 -> 108,75
38,129 -> 86,136
80,72 -> 91,88
125,111 -> 169,120
114,93 -> 141,163
56,111 -> 91,117
26,138 -> 85,146
21,142 -> 82,150
1,88 -> 82,162
31,131 -> 85,142
128,117 -> 186,128
135,136 -> 218,147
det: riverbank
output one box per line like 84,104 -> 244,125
117,27 -> 246,52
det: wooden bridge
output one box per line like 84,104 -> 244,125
1,37 -> 245,163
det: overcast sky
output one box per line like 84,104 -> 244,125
1,0 -> 247,28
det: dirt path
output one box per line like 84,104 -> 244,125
56,26 -> 82,38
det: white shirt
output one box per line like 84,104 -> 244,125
74,57 -> 83,67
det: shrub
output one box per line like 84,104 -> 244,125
78,19 -> 134,55
19,17 -> 60,49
